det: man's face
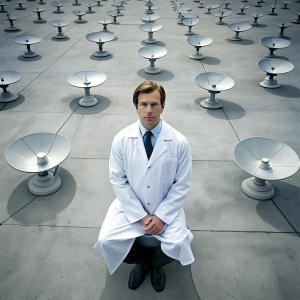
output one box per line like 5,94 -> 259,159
136,89 -> 165,130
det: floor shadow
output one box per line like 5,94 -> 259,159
17,55 -> 42,61
200,56 -> 221,65
261,55 -> 289,61
256,181 -> 300,234
5,28 -> 22,32
73,20 -> 88,24
137,69 -> 175,81
89,54 -> 113,61
0,103 -> 6,110
252,24 -> 267,28
98,261 -> 200,299
51,36 -> 71,41
264,84 -> 300,99
69,95 -> 111,114
1,94 -> 25,110
7,167 -> 76,225
225,38 -> 255,45
141,40 -> 166,47
194,97 -> 246,119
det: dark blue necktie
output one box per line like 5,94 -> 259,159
144,131 -> 153,160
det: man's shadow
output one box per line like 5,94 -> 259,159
99,261 -> 200,299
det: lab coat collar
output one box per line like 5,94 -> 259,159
128,120 -> 174,166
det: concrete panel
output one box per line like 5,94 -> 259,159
4,159 -> 115,227
191,231 -> 300,300
185,161 -> 295,232
0,225 -> 200,300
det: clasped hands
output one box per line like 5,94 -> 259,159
139,214 -> 164,235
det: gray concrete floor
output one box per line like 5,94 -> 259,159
1,0 -> 300,299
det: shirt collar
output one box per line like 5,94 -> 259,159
139,120 -> 162,139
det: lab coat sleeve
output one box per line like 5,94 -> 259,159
109,135 -> 147,224
154,138 -> 192,225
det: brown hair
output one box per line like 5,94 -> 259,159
133,80 -> 165,108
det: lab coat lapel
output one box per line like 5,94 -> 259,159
128,121 -> 148,161
148,120 -> 173,166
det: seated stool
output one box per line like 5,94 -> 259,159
136,234 -> 161,248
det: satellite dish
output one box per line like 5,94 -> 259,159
16,1 -> 26,10
182,17 -> 199,35
260,37 -> 291,58
67,70 -> 107,106
86,32 -> 115,57
228,22 -> 252,41
258,58 -> 294,88
292,11 -> 300,24
277,22 -> 291,38
234,137 -> 299,200
237,4 -> 250,15
6,133 -> 71,195
187,35 -> 213,60
111,1 -> 123,16
96,18 -> 113,32
85,2 -> 96,13
252,13 -> 264,25
195,72 -> 234,109
107,10 -> 120,24
0,71 -> 22,102
138,46 -> 167,74
139,23 -> 163,44
73,10 -> 87,23
13,34 -> 43,58
49,20 -> 70,39
211,9 -> 233,25
5,14 -> 19,31
140,14 -> 160,23
268,3 -> 280,15
32,7 -> 46,23
52,2 -> 64,13
205,4 -> 221,14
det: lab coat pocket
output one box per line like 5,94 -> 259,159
162,158 -> 178,180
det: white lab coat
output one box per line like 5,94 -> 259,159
94,120 -> 194,274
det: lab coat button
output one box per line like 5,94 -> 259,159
147,186 -> 150,188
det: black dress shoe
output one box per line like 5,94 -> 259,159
128,264 -> 147,290
151,266 -> 165,292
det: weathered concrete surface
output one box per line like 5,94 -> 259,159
1,0 -> 299,299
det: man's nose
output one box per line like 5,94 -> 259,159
146,105 -> 152,113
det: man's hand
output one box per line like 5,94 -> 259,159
139,214 -> 151,227
143,215 -> 164,235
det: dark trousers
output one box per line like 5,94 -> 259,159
123,240 -> 174,268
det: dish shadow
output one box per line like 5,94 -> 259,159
69,95 -> 111,114
137,69 -> 174,81
98,261 -> 200,300
263,84 -> 300,99
198,56 -> 221,65
5,28 -> 22,32
225,38 -> 255,45
1,94 -> 25,110
256,180 -> 300,235
17,55 -> 42,61
89,54 -> 113,61
194,97 -> 246,120
252,24 -> 267,28
7,167 -> 76,225
141,40 -> 166,47
51,36 -> 71,41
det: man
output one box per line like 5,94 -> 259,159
94,80 -> 194,292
